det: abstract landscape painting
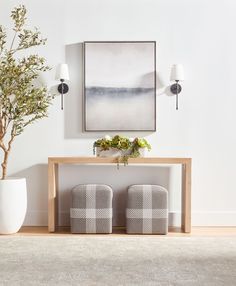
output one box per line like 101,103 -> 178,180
84,42 -> 156,131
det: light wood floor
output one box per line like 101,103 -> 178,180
13,226 -> 236,237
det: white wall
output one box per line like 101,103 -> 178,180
0,0 -> 236,226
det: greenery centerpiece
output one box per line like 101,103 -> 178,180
93,135 -> 151,164
0,5 -> 54,179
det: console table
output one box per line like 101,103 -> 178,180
48,157 -> 192,233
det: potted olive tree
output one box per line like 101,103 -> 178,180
0,6 -> 54,234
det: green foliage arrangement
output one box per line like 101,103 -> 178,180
93,135 -> 151,164
0,5 -> 54,179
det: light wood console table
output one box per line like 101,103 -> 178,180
48,157 -> 192,233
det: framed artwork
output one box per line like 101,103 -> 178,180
84,41 -> 156,131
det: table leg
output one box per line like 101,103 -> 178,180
181,160 -> 192,233
48,162 -> 58,232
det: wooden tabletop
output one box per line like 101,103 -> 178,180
48,156 -> 191,164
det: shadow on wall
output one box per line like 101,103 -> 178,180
58,164 -> 178,227
12,164 -> 48,226
64,43 -> 84,139
64,42 -> 168,139
11,164 -> 180,227
156,70 -> 175,97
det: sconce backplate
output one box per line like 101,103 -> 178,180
58,83 -> 69,94
170,83 -> 182,95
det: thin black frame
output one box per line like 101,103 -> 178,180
83,41 -> 156,132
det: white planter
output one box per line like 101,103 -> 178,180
96,147 -> 131,158
0,178 -> 27,234
138,148 -> 146,157
96,147 -> 146,158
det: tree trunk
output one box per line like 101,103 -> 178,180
0,135 -> 14,180
1,149 -> 9,180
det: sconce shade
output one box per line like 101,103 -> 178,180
55,64 -> 70,81
170,64 -> 184,81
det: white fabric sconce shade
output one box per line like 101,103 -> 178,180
170,64 -> 184,81
55,64 -> 70,81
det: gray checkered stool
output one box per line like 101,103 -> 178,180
126,185 -> 168,234
70,184 -> 113,234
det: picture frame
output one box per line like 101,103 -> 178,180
83,41 -> 156,132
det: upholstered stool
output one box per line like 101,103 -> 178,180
70,184 -> 113,234
126,185 -> 168,234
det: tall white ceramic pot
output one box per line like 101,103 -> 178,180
0,178 -> 27,234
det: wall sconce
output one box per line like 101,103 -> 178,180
170,64 -> 184,110
55,64 -> 70,110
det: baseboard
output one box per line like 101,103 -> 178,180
169,211 -> 236,227
23,210 -> 236,227
191,211 -> 236,226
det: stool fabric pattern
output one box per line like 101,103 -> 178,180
70,184 -> 113,234
126,185 -> 168,234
